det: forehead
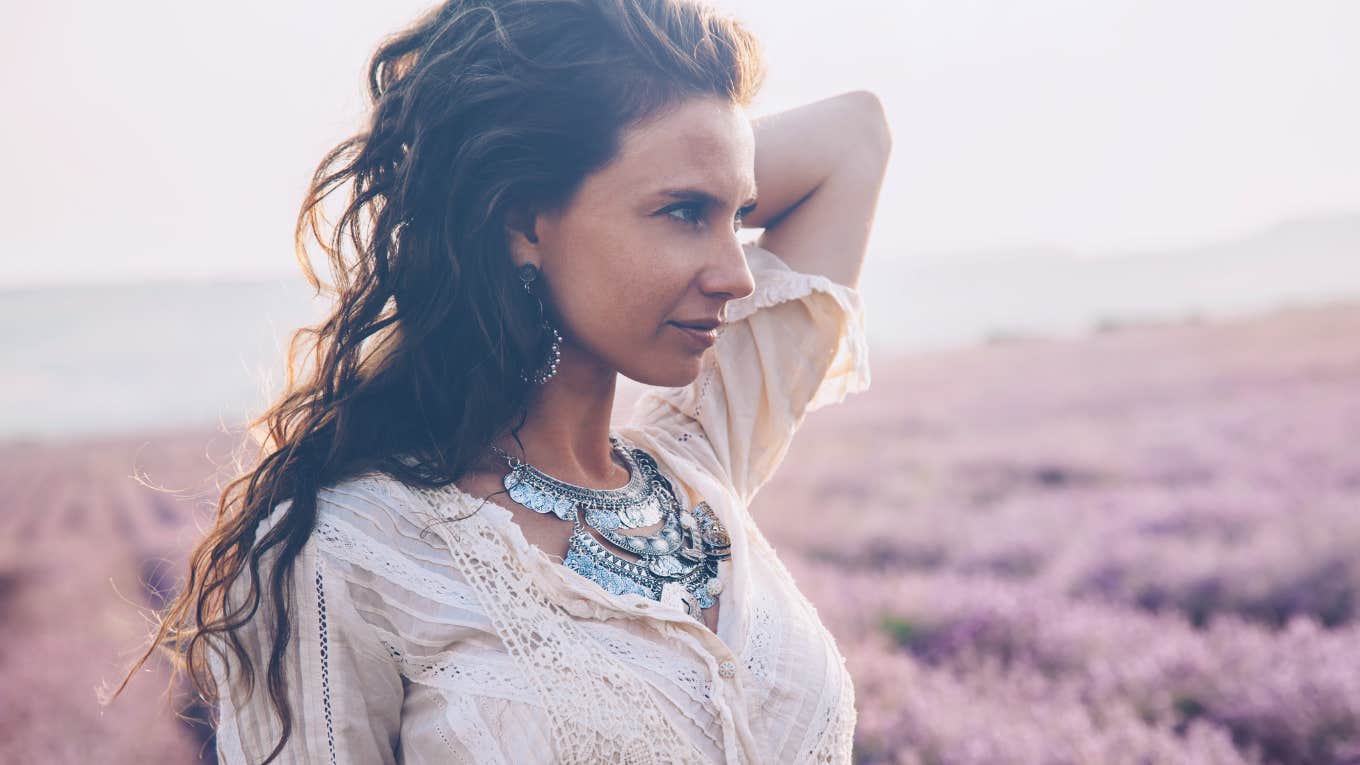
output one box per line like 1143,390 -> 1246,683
605,97 -> 757,200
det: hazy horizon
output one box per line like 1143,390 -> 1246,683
4,208 -> 1358,442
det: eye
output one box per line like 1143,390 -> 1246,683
664,203 -> 753,233
664,203 -> 705,228
735,203 -> 755,229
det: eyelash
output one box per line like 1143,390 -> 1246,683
665,203 -> 753,232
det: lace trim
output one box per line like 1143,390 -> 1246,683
799,657 -> 858,764
738,575 -> 781,709
690,353 -> 719,420
399,480 -> 713,764
380,640 -> 539,706
385,630 -> 729,758
794,633 -> 844,764
581,620 -> 724,746
338,471 -> 412,508
828,662 -> 859,763
314,560 -> 339,765
313,516 -> 482,612
431,688 -> 512,765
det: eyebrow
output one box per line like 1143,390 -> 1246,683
656,186 -> 759,210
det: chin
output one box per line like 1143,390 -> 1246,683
624,353 -> 706,388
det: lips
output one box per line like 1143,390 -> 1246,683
669,322 -> 720,349
670,319 -> 722,331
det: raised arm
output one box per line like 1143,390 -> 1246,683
630,91 -> 886,504
743,90 -> 892,290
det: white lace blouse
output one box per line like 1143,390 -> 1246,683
208,242 -> 871,764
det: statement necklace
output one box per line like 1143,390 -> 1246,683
489,432 -> 731,621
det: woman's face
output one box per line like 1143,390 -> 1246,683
518,95 -> 759,388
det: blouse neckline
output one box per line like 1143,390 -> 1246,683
432,432 -> 744,658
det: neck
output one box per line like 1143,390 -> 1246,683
488,349 -> 626,489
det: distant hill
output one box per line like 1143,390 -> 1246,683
863,210 -> 1360,354
3,211 -> 1358,441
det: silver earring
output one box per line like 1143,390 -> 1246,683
517,263 -> 561,384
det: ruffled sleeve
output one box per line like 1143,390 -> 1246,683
629,241 -> 871,505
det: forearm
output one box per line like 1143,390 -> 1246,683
744,91 -> 890,230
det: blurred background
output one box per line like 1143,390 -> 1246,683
2,1 -> 1357,762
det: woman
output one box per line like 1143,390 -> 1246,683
116,0 -> 889,761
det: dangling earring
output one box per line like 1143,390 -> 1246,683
517,262 -> 562,384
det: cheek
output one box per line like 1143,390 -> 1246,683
547,233 -> 691,347
603,289 -> 672,339
554,268 -> 672,345
593,254 -> 681,324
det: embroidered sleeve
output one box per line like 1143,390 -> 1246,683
629,241 -> 871,505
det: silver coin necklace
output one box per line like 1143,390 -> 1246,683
489,432 -> 731,622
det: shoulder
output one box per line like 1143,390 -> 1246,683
309,471 -> 493,639
239,470 -> 464,604
316,471 -> 441,537
252,471 -> 448,557
307,470 -> 465,575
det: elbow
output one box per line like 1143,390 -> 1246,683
847,90 -> 893,163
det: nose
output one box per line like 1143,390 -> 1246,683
699,238 -> 756,302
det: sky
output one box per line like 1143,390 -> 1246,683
2,0 -> 1357,287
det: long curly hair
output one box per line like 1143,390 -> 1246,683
103,0 -> 765,761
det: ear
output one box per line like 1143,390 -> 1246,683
505,205 -> 540,248
504,206 -> 542,275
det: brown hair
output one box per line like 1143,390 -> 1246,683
104,0 -> 765,761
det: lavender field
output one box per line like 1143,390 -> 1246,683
767,299 -> 1360,764
1,298 -> 1357,763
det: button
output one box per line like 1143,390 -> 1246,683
718,660 -> 737,679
